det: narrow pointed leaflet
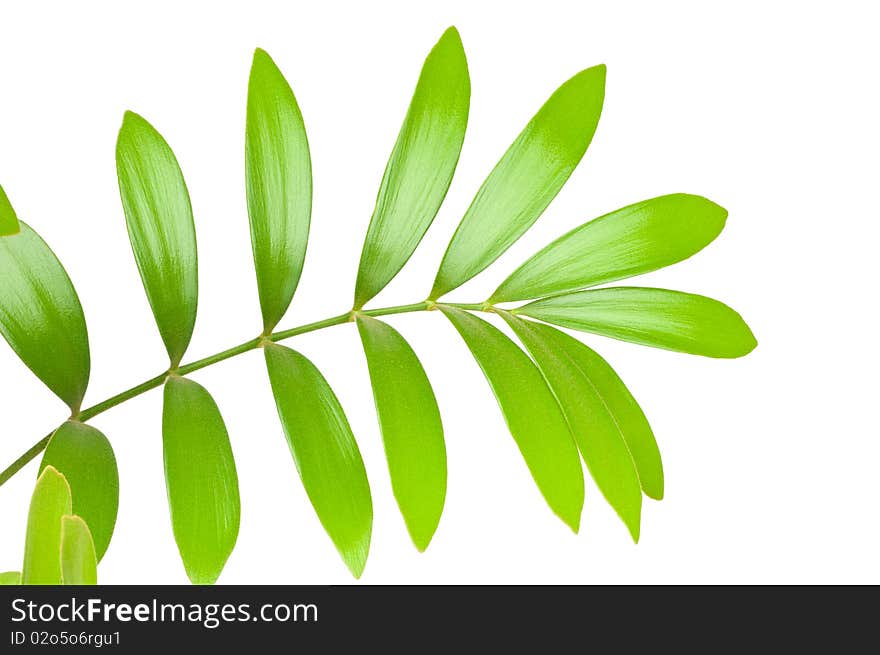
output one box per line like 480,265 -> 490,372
0,217 -> 90,411
519,287 -> 757,358
116,111 -> 198,366
21,466 -> 72,585
40,421 -> 119,561
431,65 -> 605,299
60,515 -> 98,585
246,49 -> 312,331
354,26 -> 470,309
162,376 -> 240,584
492,194 -> 727,302
503,314 -> 661,538
264,344 -> 372,577
357,315 -> 446,551
438,305 -> 583,530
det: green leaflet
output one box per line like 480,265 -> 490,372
0,221 -> 90,411
264,343 -> 372,577
354,27 -> 470,309
21,466 -> 72,585
503,315 -> 662,531
246,49 -> 312,332
116,111 -> 198,367
40,421 -> 119,561
519,287 -> 757,358
430,65 -> 605,299
60,515 -> 98,585
438,305 -> 583,531
162,376 -> 240,585
356,315 -> 446,551
0,183 -> 20,235
491,194 -> 727,303
0,572 -> 20,585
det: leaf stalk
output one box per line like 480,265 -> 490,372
0,300 -> 436,488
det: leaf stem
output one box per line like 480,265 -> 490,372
0,301 -> 432,488
78,373 -> 169,422
269,312 -> 352,342
362,301 -> 431,317
444,302 -> 489,312
0,434 -> 53,487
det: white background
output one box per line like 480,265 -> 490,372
1,1 -> 877,584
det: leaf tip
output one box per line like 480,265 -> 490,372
439,25 -> 463,47
715,303 -> 757,358
559,501 -> 583,534
644,480 -> 664,501
0,183 -> 21,236
120,109 -> 142,129
186,569 -> 221,586
61,513 -> 90,534
567,512 -> 582,534
629,523 -> 641,544
677,193 -> 728,229
38,464 -> 64,484
340,527 -> 371,579
410,523 -> 440,553
344,551 -> 368,580
34,464 -> 73,513
576,62 -> 607,89
251,47 -> 273,69
118,110 -> 150,148
745,332 -> 758,355
702,195 -> 729,227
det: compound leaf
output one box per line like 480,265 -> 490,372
0,221 -> 90,411
246,48 -> 312,332
116,111 -> 198,367
60,515 -> 98,585
519,287 -> 757,358
264,343 -> 372,577
492,194 -> 727,302
503,314 -> 661,532
438,305 -> 583,530
162,376 -> 240,584
431,65 -> 605,299
21,465 -> 72,585
40,421 -> 119,561
357,315 -> 446,551
354,26 -> 470,309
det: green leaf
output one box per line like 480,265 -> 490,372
492,194 -> 728,303
264,343 -> 372,577
430,65 -> 606,299
0,183 -> 20,235
60,515 -> 98,585
519,287 -> 757,358
21,465 -> 72,585
40,421 -> 119,561
162,376 -> 240,584
356,315 -> 446,551
438,305 -> 583,530
116,111 -> 198,367
246,49 -> 312,332
0,222 -> 90,411
354,27 -> 470,309
0,572 -> 20,585
503,314 -> 661,535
